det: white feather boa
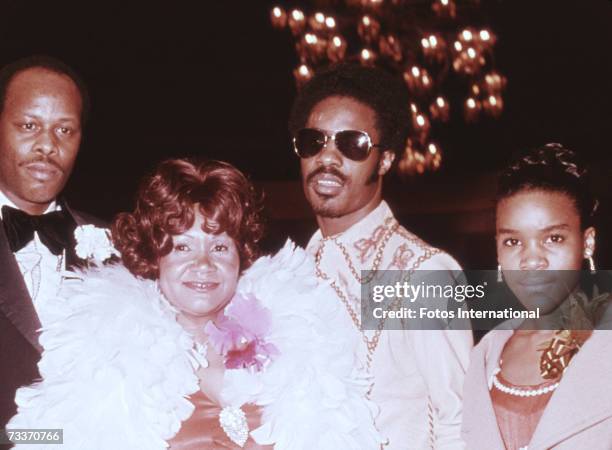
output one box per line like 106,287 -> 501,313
9,241 -> 382,450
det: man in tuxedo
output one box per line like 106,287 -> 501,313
0,56 -> 96,430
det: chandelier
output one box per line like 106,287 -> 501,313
270,0 -> 506,175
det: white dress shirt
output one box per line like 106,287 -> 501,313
0,190 -> 66,325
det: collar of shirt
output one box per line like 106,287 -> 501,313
307,200 -> 394,253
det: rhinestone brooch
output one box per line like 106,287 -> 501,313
219,405 -> 249,447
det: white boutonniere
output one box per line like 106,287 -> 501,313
74,225 -> 120,263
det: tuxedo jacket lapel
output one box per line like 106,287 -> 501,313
0,200 -> 103,428
0,200 -> 94,353
528,330 -> 612,450
0,223 -> 42,353
0,200 -> 103,352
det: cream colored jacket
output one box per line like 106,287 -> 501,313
462,329 -> 612,449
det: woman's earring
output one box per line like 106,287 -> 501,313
497,264 -> 503,283
585,250 -> 596,274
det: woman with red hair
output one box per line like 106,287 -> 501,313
9,159 -> 382,449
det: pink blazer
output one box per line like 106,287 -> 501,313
462,330 -> 612,449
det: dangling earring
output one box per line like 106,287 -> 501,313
585,250 -> 596,274
497,264 -> 503,283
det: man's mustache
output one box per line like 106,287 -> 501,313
20,155 -> 64,173
306,166 -> 347,184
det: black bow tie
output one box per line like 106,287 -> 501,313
1,205 -> 77,255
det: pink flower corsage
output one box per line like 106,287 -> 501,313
204,293 -> 279,372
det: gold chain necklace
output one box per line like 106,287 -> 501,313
315,218 -> 397,369
315,218 -> 441,370
330,218 -> 399,285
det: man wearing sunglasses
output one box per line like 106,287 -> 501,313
290,64 -> 473,449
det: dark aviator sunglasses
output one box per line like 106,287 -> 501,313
293,128 -> 383,162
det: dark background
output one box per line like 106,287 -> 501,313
1,0 -> 610,268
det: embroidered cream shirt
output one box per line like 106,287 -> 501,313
307,201 -> 473,449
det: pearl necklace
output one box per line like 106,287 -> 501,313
491,367 -> 560,397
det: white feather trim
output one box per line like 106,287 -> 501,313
225,241 -> 383,449
8,264 -> 199,450
9,241 -> 382,450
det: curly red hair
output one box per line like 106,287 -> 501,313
112,159 -> 264,279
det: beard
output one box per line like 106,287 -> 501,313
305,163 -> 380,219
311,200 -> 345,218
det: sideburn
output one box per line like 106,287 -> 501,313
366,154 -> 383,184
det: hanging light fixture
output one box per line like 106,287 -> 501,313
270,0 -> 506,175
